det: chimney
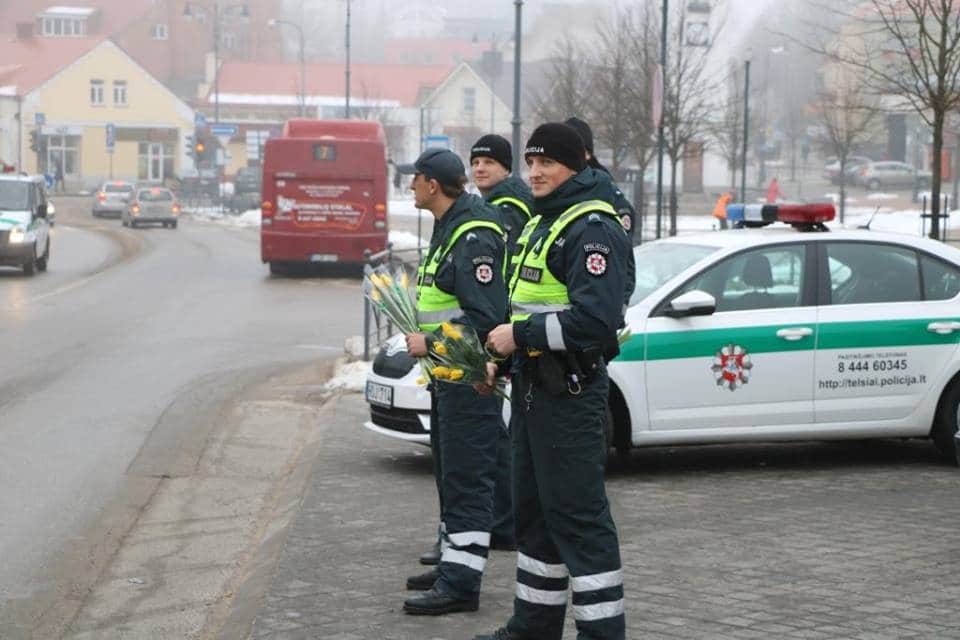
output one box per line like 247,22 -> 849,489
16,22 -> 34,40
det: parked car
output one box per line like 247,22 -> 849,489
92,181 -> 135,218
858,161 -> 932,190
226,167 -> 262,213
823,156 -> 871,184
365,204 -> 960,464
0,174 -> 51,275
122,187 -> 181,229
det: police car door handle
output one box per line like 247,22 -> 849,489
927,321 -> 960,335
776,327 -> 813,341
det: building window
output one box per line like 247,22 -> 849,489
90,80 -> 104,105
113,81 -> 127,106
44,135 -> 80,178
222,32 -> 236,50
462,87 -> 476,114
151,23 -> 168,40
42,17 -> 84,36
137,142 -> 175,182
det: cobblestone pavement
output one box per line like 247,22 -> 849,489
244,393 -> 960,640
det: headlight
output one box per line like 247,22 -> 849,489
8,227 -> 26,243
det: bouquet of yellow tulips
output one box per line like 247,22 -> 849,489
363,264 -> 434,382
420,322 -> 509,400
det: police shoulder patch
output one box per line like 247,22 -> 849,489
475,263 -> 494,284
472,255 -> 494,265
585,252 -> 607,277
583,242 -> 610,255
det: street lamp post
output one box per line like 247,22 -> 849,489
741,58 -> 750,205
268,18 -> 306,117
345,0 -> 351,118
511,0 -> 523,176
655,0 -> 668,239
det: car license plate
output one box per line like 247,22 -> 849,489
366,381 -> 393,408
310,253 -> 338,262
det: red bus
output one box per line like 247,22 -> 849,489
260,119 -> 388,272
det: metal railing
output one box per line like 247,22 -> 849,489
361,243 -> 426,361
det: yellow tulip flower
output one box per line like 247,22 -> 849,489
432,341 -> 448,356
431,366 -> 451,379
448,369 -> 465,381
415,376 -> 428,385
441,322 -> 463,341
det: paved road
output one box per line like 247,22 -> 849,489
243,394 -> 960,640
0,198 -> 362,636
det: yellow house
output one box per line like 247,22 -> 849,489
3,35 -> 195,190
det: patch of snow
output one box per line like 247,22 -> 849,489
323,359 -> 371,393
390,199 -> 430,218
824,193 -> 859,205
866,193 -> 897,201
389,230 -> 426,251
187,208 -> 261,228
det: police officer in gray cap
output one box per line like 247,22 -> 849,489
402,148 -> 509,615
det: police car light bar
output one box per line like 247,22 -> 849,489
725,203 -> 835,231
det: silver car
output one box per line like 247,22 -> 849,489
859,161 -> 932,190
92,181 -> 135,218
122,187 -> 180,229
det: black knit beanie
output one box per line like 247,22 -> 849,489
564,116 -> 594,154
470,134 -> 512,172
524,123 -> 586,172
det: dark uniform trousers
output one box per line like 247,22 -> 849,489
506,364 -> 625,640
434,379 -> 502,598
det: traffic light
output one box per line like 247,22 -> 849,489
195,141 -> 206,160
185,134 -> 195,159
29,129 -> 38,153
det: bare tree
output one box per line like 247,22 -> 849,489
662,3 -> 717,235
623,2 -> 660,220
814,65 -> 881,222
812,0 -> 960,238
528,36 -> 595,124
588,12 -> 640,172
709,64 -> 744,194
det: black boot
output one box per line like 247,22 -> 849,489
402,588 -> 478,615
473,628 -> 525,640
406,567 -> 439,591
419,539 -> 441,565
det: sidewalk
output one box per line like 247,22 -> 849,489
233,393 -> 960,640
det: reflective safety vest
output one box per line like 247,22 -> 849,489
508,199 -> 618,322
493,195 -> 533,277
417,218 -> 504,331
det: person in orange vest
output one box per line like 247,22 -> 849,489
712,192 -> 732,229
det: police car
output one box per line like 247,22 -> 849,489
0,174 -> 52,276
365,203 -> 960,463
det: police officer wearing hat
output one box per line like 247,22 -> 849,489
470,133 -> 535,550
402,148 -> 509,615
471,134 -> 534,256
475,123 -> 628,640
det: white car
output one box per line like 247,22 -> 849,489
365,204 -> 960,463
0,174 -> 52,276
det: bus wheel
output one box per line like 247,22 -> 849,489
269,261 -> 286,276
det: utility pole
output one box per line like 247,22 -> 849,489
511,0 -> 523,176
214,2 -> 220,124
345,0 -> 351,118
654,0 -> 668,239
741,58 -> 750,205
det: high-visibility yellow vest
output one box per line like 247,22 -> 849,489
508,199 -> 618,322
493,195 -> 533,278
491,195 -> 532,221
416,218 -> 504,331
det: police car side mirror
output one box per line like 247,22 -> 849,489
666,290 -> 716,318
36,203 -> 48,219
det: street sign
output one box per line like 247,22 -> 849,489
35,112 -> 45,126
194,112 -> 207,128
424,135 -> 450,150
209,123 -> 238,137
105,123 -> 116,152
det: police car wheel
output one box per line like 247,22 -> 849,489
36,240 -> 49,272
22,245 -> 36,276
932,379 -> 960,464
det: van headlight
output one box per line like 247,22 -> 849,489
8,227 -> 27,243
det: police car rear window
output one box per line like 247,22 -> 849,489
139,189 -> 173,202
105,184 -> 134,193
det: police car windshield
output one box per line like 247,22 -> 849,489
0,181 -> 30,211
631,242 -> 718,305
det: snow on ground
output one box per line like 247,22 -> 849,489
866,192 -> 897,201
323,359 -> 371,393
388,230 -> 426,251
188,208 -> 262,228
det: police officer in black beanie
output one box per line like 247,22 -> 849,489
474,122 -> 628,640
470,134 -> 534,256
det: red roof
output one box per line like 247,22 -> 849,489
0,34 -> 104,94
214,62 -> 454,107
